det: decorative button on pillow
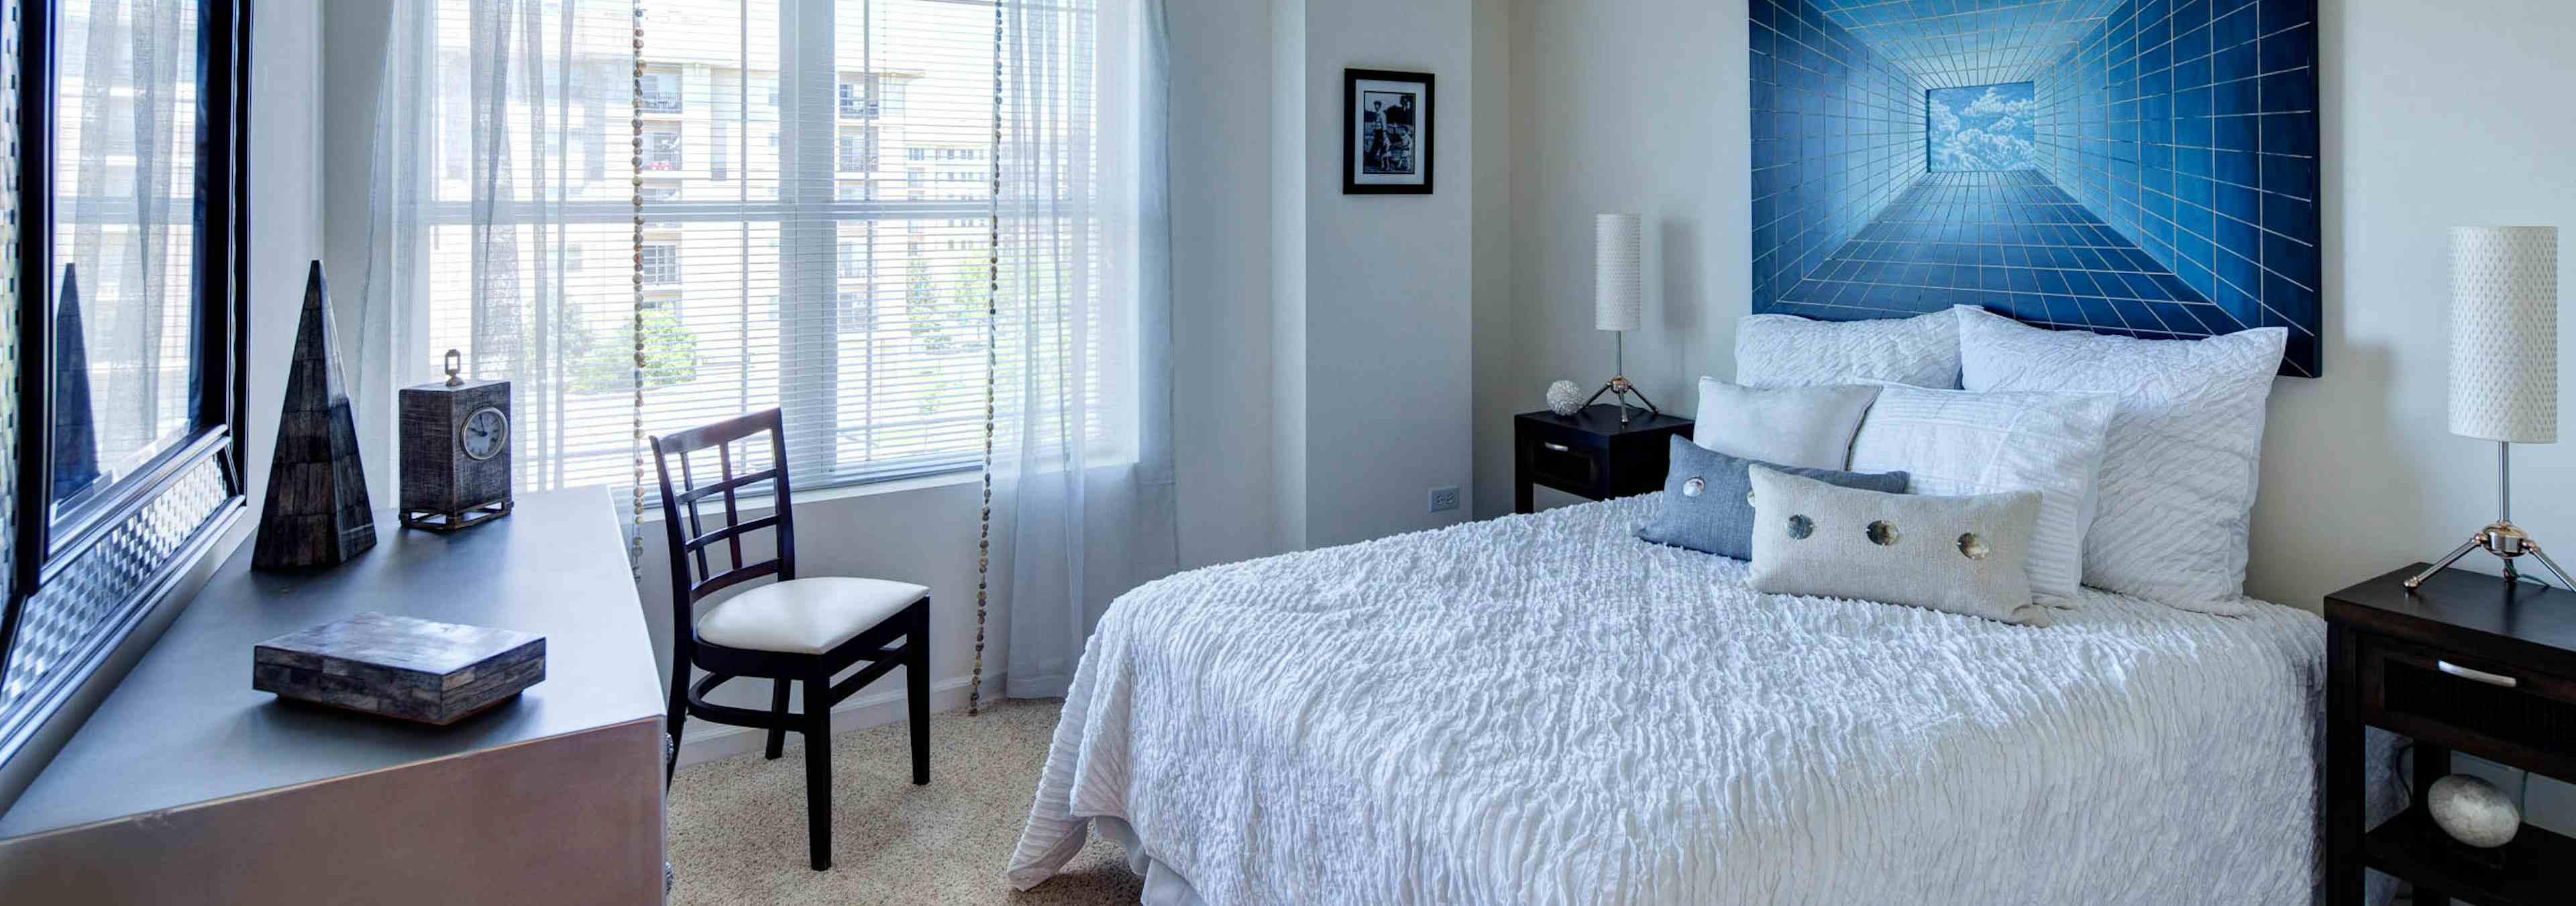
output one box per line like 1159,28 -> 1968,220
1953,305 -> 2288,615
1734,310 -> 1962,389
1845,383 -> 2113,609
1745,466 -> 2049,627
1691,377 -> 1882,470
1635,436 -> 1909,561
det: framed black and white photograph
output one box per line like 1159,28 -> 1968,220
1343,68 -> 1434,195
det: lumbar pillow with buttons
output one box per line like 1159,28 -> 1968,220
1745,466 -> 2049,626
1635,435 -> 1909,561
1690,377 -> 1882,470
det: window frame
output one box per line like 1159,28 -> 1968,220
0,0 -> 251,774
391,1 -> 1001,494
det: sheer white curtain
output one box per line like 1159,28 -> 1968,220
358,0 -> 638,500
986,0 -> 1175,701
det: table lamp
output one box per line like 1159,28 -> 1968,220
2409,225 -> 2571,589
1581,213 -> 1658,423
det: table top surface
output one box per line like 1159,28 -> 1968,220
2326,563 -> 2576,660
1515,404 -> 1694,437
0,487 -> 663,838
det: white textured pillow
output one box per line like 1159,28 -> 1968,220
1746,466 -> 2050,627
1847,383 -> 2114,609
1691,377 -> 1882,470
1734,311 -> 1962,389
1954,305 -> 2287,615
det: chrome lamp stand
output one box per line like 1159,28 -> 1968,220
1580,331 -> 1659,424
2408,440 -> 2576,589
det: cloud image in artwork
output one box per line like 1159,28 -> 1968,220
1929,83 -> 2037,172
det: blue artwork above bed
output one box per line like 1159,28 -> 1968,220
1750,0 -> 2322,376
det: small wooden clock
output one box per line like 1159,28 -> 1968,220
400,350 -> 513,531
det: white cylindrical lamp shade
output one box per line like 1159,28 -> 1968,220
1595,214 -> 1643,333
2449,225 -> 2560,444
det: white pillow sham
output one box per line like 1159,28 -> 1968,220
1847,383 -> 2114,609
1954,305 -> 2288,615
1691,377 -> 1882,470
1734,310 -> 1962,389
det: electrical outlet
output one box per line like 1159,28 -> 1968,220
1428,486 -> 1461,513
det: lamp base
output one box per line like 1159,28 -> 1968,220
1580,376 -> 1660,424
2406,519 -> 2576,591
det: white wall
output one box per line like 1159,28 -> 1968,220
1470,0 -> 1744,519
1280,0 -> 1478,548
1479,0 -> 2576,834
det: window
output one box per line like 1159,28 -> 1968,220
398,0 -> 1014,494
641,244 -> 681,286
643,125 -> 684,171
837,131 -> 875,172
641,68 -> 683,113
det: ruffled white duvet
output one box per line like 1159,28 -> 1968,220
1007,495 -> 2378,905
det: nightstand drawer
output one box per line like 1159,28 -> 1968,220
1527,440 -> 1601,493
2359,634 -> 2576,778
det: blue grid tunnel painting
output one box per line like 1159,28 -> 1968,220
1750,0 -> 2322,376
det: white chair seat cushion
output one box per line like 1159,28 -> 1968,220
696,576 -> 928,655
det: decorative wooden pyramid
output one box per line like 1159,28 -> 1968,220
254,261 -> 376,570
52,264 -> 100,502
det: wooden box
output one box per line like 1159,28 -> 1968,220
253,612 -> 546,725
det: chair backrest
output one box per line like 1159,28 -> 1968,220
649,409 -> 798,654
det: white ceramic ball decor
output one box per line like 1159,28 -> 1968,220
2427,773 -> 2521,848
1546,380 -> 1584,417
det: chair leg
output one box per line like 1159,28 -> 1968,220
803,672 -> 834,871
763,678 -> 790,760
907,601 -> 930,785
663,667 -> 690,789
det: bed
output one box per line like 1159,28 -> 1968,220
1005,493 -> 2400,905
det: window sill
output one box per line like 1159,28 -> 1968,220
635,468 -> 981,525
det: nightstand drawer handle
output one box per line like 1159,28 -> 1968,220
2437,660 -> 2519,689
1540,442 -> 1572,453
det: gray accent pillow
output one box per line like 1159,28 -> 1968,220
1636,436 -> 1908,561
1745,466 -> 2051,627
1690,377 -> 1882,470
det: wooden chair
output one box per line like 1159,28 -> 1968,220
651,409 -> 930,871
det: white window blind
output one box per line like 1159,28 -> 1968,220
399,0 -> 1008,494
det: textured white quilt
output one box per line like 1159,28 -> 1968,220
1006,495 -> 2373,905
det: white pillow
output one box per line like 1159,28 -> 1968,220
1954,305 -> 2287,615
1734,311 -> 1962,389
1847,383 -> 2115,609
1691,377 -> 1881,470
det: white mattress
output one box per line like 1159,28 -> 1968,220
1006,495 -> 2391,905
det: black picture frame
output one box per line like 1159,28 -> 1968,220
1342,68 -> 1434,195
0,0 -> 252,776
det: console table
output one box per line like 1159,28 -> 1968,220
0,487 -> 665,904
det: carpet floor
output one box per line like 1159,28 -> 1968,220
668,697 -> 1140,905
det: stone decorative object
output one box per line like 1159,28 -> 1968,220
253,611 -> 546,725
254,262 -> 376,570
51,264 -> 100,502
2427,773 -> 2522,848
1546,379 -> 1583,417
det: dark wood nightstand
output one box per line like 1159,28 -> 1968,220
1512,405 -> 1693,514
2326,565 -> 2576,906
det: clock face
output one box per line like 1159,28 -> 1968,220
460,407 -> 509,461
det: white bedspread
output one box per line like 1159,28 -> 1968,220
1006,495 -> 2371,905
